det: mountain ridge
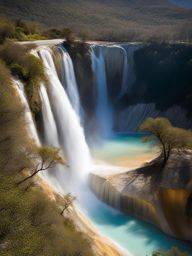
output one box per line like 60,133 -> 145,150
0,0 -> 191,40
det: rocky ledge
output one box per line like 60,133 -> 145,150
89,150 -> 192,242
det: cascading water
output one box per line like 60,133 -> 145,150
118,44 -> 142,98
39,84 -> 60,147
57,46 -> 81,117
39,83 -> 67,193
90,44 -> 141,137
15,43 -> 192,256
119,46 -> 129,98
14,79 -> 40,145
91,46 -> 113,137
38,47 -> 91,186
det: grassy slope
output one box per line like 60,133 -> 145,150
0,0 -> 191,40
0,45 -> 95,256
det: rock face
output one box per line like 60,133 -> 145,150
65,42 -> 192,134
89,150 -> 192,242
115,103 -> 192,132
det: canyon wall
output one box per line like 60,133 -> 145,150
65,42 -> 192,134
89,150 -> 192,242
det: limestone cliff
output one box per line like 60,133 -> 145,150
89,150 -> 192,242
63,42 -> 192,133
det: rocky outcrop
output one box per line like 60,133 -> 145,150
89,150 -> 192,242
63,42 -> 192,134
115,103 -> 192,132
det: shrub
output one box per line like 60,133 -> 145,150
0,59 -> 11,86
44,28 -> 62,39
10,63 -> 26,79
22,54 -> 46,83
0,41 -> 46,115
0,17 -> 15,43
0,173 -> 94,256
0,41 -> 34,66
25,33 -> 48,41
44,27 -> 73,41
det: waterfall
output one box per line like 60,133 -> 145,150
39,83 -> 69,193
119,46 -> 129,97
90,44 -> 142,137
91,46 -> 113,137
38,47 -> 91,186
119,44 -> 142,98
58,46 -> 81,117
14,79 -> 40,145
39,84 -> 60,147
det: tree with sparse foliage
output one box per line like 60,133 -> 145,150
139,117 -> 192,166
60,193 -> 76,215
17,146 -> 65,185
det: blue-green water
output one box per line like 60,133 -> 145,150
80,133 -> 192,256
80,196 -> 192,256
92,133 -> 156,167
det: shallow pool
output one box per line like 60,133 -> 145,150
79,133 -> 192,256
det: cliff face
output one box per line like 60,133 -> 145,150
66,42 -> 192,133
115,103 -> 192,132
115,43 -> 192,131
89,150 -> 192,242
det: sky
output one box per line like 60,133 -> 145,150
169,0 -> 192,8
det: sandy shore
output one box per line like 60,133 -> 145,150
92,151 -> 157,178
111,152 -> 157,169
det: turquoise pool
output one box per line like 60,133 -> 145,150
79,133 -> 192,256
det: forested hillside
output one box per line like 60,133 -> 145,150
0,0 -> 191,40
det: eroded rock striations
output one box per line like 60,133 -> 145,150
89,150 -> 192,242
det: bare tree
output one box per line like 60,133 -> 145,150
60,193 -> 76,215
17,146 -> 66,185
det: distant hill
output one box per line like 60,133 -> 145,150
0,0 -> 191,40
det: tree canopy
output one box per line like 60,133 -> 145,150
17,146 -> 66,185
139,117 -> 192,165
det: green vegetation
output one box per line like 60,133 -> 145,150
152,247 -> 189,256
132,117 -> 192,189
0,0 -> 192,42
0,60 -> 34,174
0,51 -> 95,256
0,41 -> 46,116
44,27 -> 73,41
0,16 -> 75,119
0,16 -> 46,43
0,17 -> 15,44
60,193 -> 76,215
0,15 -> 75,43
0,173 -> 94,256
17,146 -> 65,185
139,117 -> 192,166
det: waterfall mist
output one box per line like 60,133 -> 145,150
38,47 -> 91,192
58,46 -> 81,118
